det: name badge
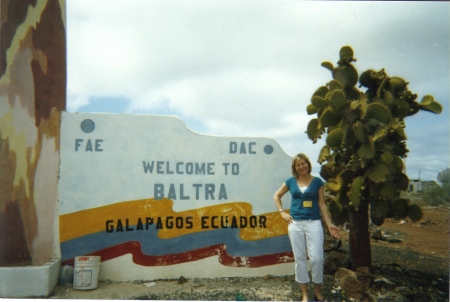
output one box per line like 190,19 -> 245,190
303,200 -> 313,208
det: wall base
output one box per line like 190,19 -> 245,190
0,258 -> 61,298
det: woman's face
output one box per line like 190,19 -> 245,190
295,158 -> 309,176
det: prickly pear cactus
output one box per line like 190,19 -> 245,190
307,46 -> 443,226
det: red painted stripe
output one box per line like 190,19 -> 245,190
63,241 -> 293,268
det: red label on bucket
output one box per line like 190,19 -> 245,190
77,257 -> 91,261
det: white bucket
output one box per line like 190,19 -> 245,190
73,256 -> 101,290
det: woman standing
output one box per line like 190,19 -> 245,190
274,153 -> 341,302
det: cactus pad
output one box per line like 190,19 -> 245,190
420,94 -> 434,106
318,146 -> 331,164
328,199 -> 343,214
394,173 -> 409,191
379,182 -> 397,200
307,104 -> 319,115
392,98 -> 410,119
320,107 -> 341,127
392,198 -> 409,219
358,140 -> 376,159
307,119 -> 322,143
331,205 -> 348,226
326,128 -> 344,148
321,61 -> 334,72
393,155 -> 404,171
386,77 -> 407,94
380,152 -> 394,164
419,96 -> 442,114
348,176 -> 364,210
352,121 -> 366,142
408,204 -> 423,221
339,46 -> 355,63
330,90 -> 347,113
371,200 -> 389,218
371,216 -> 385,226
328,80 -> 344,91
312,96 -> 330,109
339,170 -> 354,189
319,163 -> 336,181
359,69 -> 378,88
368,163 -> 389,183
333,64 -> 358,87
365,103 -> 391,124
326,177 -> 342,193
313,86 -> 330,98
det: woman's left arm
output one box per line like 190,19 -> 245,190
318,186 -> 341,239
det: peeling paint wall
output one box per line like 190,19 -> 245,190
58,113 -> 294,280
0,0 -> 66,266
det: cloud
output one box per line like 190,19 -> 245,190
128,69 -> 309,131
67,0 -> 449,178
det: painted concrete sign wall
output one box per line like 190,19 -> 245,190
58,112 -> 294,281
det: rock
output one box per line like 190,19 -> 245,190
381,263 -> 403,277
143,282 -> 156,287
371,229 -> 383,240
341,275 -> 363,300
133,279 -> 143,284
177,276 -> 188,284
385,237 -> 403,243
371,230 -> 404,243
324,250 -> 349,275
395,285 -> 412,295
389,294 -> 412,302
420,218 -> 431,225
358,292 -> 374,302
324,239 -> 342,251
436,289 -> 447,297
335,267 -> 357,281
334,268 -> 364,299
374,277 -> 395,285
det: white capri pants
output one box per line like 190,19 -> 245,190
288,219 -> 324,284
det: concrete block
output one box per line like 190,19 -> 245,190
0,258 -> 61,298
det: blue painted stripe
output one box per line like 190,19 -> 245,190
61,226 -> 291,261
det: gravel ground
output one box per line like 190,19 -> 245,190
49,243 -> 449,301
48,206 -> 449,301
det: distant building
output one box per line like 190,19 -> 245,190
408,179 -> 422,193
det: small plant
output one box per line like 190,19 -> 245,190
306,46 -> 443,268
424,168 -> 450,206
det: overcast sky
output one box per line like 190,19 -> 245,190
66,0 -> 449,181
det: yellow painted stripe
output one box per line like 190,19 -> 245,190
59,198 -> 288,242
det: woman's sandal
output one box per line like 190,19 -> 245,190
313,294 -> 329,302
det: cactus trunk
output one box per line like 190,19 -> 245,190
348,195 -> 371,269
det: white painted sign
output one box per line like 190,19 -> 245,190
58,112 -> 295,280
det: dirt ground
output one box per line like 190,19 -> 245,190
371,206 -> 449,260
48,205 -> 449,301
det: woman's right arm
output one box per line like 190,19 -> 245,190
274,183 -> 293,224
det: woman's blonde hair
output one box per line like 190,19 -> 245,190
291,153 -> 312,177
